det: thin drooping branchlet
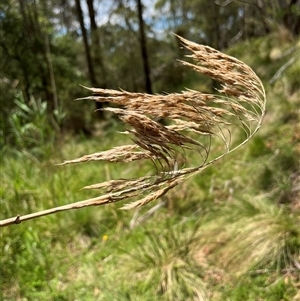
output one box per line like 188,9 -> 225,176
61,35 -> 266,210
0,35 -> 266,226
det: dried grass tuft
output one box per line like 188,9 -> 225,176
0,35 -> 266,226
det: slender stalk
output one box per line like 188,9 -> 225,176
0,195 -> 109,227
1,36 -> 267,227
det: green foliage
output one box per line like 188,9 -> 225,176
123,221 -> 207,301
199,196 -> 299,276
4,92 -> 59,158
1,15 -> 299,301
225,274 -> 297,301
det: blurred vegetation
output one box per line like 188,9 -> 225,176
1,0 -> 300,300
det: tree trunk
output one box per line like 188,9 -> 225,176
60,0 -> 72,33
17,0 -> 31,103
86,0 -> 107,88
33,0 -> 57,112
45,33 -> 58,111
136,0 -> 152,94
256,0 -> 271,34
76,0 -> 104,118
75,0 -> 97,87
18,0 -> 57,111
278,0 -> 300,35
212,2 -> 221,49
285,0 -> 300,35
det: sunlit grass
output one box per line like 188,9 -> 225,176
198,196 -> 300,274
1,126 -> 299,300
1,35 -> 299,300
122,221 -> 207,301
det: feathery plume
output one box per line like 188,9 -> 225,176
0,36 -> 266,226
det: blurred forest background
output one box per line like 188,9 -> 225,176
1,0 -> 299,141
1,0 -> 300,300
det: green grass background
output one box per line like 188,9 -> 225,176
1,33 -> 299,301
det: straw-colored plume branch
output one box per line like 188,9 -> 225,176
0,36 -> 266,227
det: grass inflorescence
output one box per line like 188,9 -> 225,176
1,34 -> 299,300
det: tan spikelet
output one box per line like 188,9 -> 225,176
0,35 -> 266,226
